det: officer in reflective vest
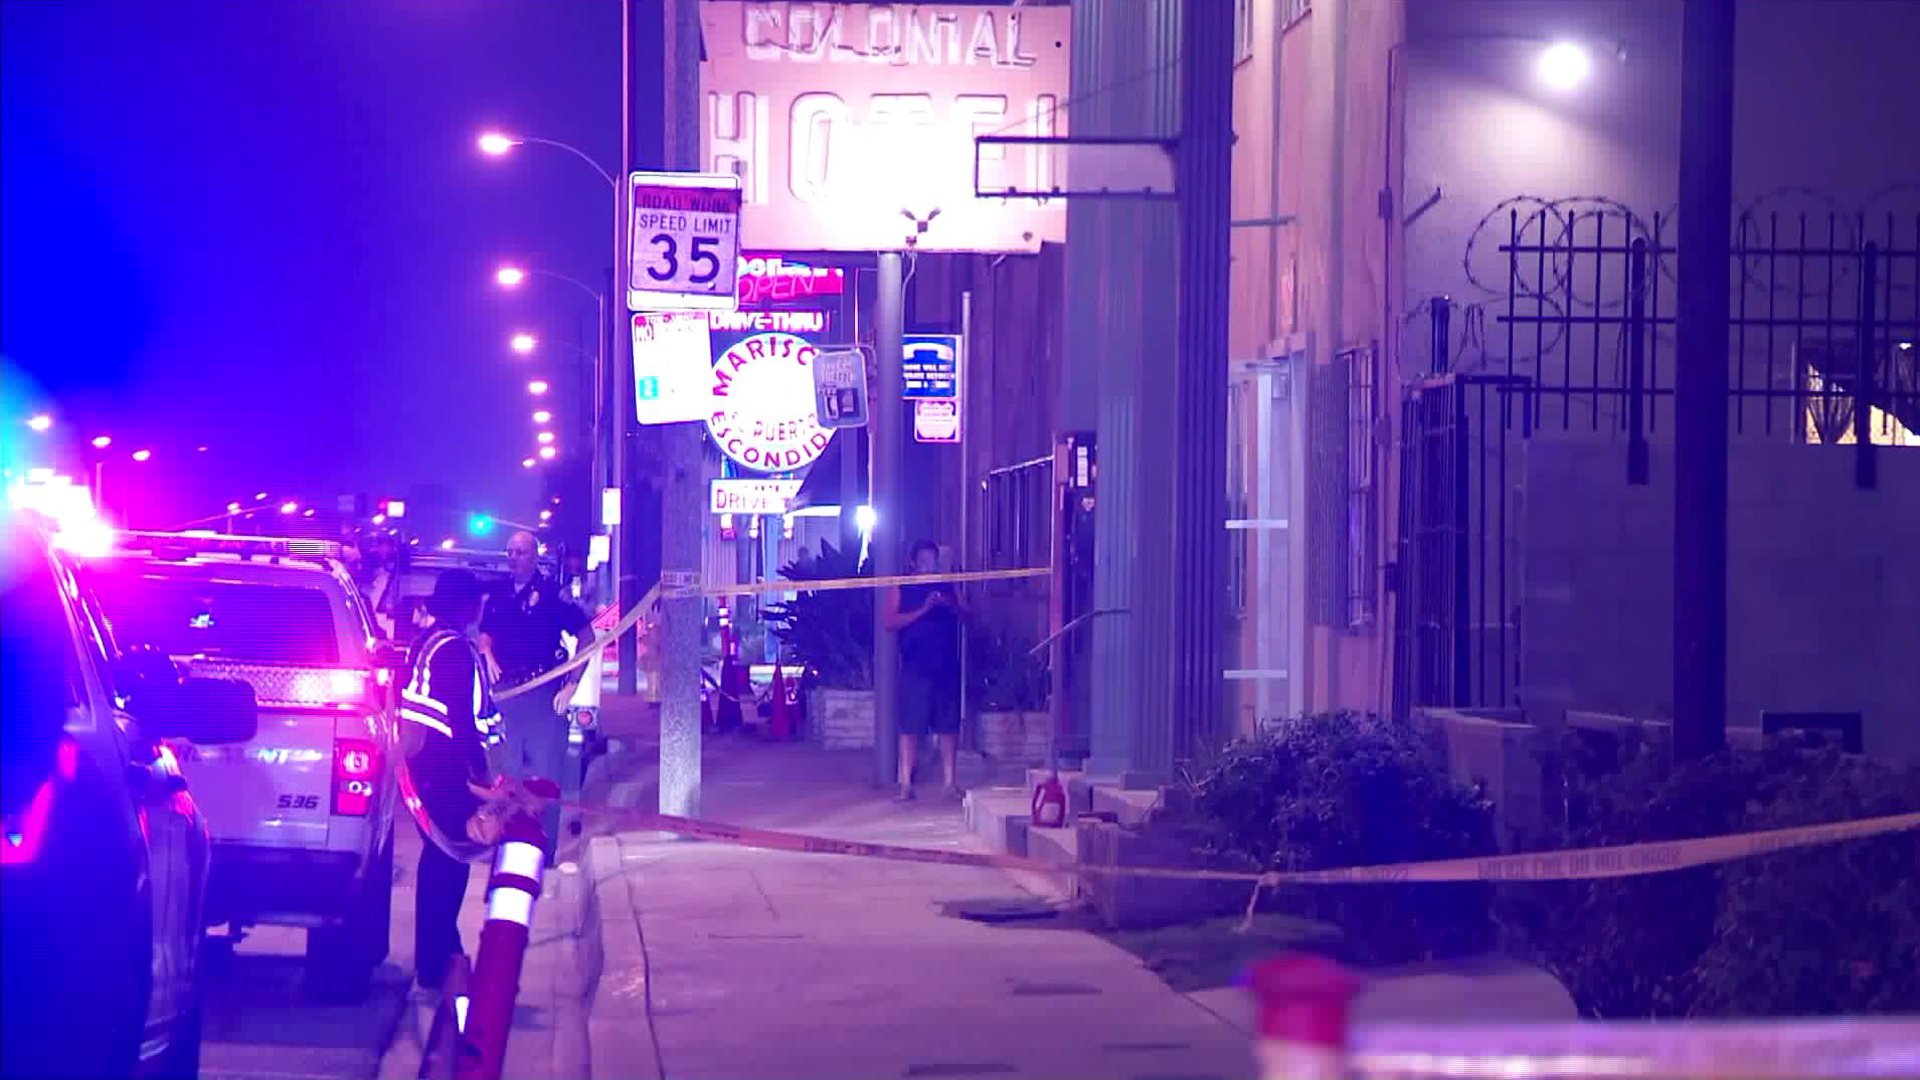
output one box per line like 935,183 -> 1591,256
396,568 -> 503,990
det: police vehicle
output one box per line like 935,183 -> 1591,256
75,530 -> 405,1002
4,503 -> 259,1079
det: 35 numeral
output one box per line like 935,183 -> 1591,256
645,233 -> 723,286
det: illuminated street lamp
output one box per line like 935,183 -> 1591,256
539,509 -> 552,521
1537,41 -> 1593,90
255,491 -> 269,501
281,500 -> 299,515
533,410 -> 552,424
496,265 -> 527,286
538,445 -> 557,460
528,380 -> 549,395
511,332 -> 537,354
26,414 -> 53,433
441,538 -> 456,550
227,501 -> 242,513
131,449 -> 152,462
91,435 -> 112,449
477,132 -> 518,156
523,457 -> 537,469
536,431 -> 555,444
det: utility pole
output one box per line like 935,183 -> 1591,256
1672,0 -> 1736,762
871,253 -> 905,788
615,0 -> 637,695
627,0 -> 704,816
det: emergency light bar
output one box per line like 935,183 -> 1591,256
114,530 -> 344,561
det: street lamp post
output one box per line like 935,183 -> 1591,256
480,131 -> 624,627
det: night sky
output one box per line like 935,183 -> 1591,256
3,0 -> 621,527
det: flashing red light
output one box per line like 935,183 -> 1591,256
333,737 -> 379,816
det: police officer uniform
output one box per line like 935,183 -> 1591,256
396,610 -> 500,989
480,569 -> 587,857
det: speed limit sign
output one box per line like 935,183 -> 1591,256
627,171 -> 743,312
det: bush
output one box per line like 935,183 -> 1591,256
1171,713 -> 1499,965
1498,733 -> 1920,1018
763,541 -> 872,690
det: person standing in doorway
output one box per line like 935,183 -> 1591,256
884,539 -> 968,801
477,530 -> 586,860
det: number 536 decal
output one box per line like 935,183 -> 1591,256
277,794 -> 321,810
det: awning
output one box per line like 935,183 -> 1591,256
789,428 -> 867,512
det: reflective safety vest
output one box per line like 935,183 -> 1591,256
399,628 -> 502,748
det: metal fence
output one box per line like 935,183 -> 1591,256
1394,198 -> 1919,715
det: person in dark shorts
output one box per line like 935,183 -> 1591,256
884,539 -> 968,801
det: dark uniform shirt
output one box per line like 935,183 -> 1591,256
480,572 -> 589,686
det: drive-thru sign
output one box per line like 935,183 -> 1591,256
627,171 -> 744,312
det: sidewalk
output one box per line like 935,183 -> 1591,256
586,737 -> 1257,1080
376,696 -> 661,1080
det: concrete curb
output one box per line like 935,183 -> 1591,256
371,735 -> 657,1080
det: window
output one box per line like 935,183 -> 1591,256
1283,0 -> 1314,32
87,572 -> 342,666
1345,344 -> 1379,627
1233,0 -> 1256,64
1308,345 -> 1379,629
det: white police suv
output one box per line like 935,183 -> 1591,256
75,531 -> 405,1002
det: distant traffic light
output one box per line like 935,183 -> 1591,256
469,514 -> 493,535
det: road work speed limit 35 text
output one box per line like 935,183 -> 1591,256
627,172 -> 743,312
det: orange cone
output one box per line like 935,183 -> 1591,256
769,664 -> 791,741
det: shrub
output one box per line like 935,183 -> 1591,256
1172,713 -> 1499,965
763,541 -> 872,690
1498,733 -> 1920,1018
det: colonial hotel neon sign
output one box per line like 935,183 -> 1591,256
701,2 -> 1070,254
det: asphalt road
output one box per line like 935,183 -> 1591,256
198,828 -> 433,1080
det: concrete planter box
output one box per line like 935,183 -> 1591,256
977,710 -> 1051,763
809,688 -> 876,749
1076,821 -> 1253,930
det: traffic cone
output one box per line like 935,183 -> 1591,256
769,664 -> 791,741
1243,954 -> 1361,1080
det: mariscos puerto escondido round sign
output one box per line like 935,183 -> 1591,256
707,331 -> 829,473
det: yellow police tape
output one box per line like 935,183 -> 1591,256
560,801 -> 1920,888
494,566 -> 1048,701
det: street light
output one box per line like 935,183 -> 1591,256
227,501 -> 242,513
533,410 -> 552,424
280,500 -> 299,515
1537,41 -> 1593,90
496,265 -> 527,287
476,124 -> 625,672
538,445 -> 557,460
536,431 -> 555,445
91,435 -> 112,449
511,333 -> 537,354
523,457 -> 537,469
130,449 -> 151,462
528,380 -> 549,395
26,414 -> 52,433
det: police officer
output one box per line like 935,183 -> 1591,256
477,530 -> 586,860
395,569 -> 502,990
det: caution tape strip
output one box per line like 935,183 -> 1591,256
561,802 -> 1920,887
495,566 -> 1047,700
667,565 -> 1049,599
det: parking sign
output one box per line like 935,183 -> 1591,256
627,172 -> 743,312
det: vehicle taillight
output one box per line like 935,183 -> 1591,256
286,669 -> 371,709
333,737 -> 379,816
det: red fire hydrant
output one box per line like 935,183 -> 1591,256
1031,771 -> 1067,828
